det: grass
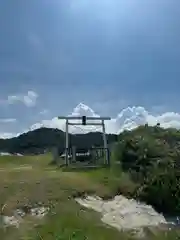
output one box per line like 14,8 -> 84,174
0,154 -> 179,240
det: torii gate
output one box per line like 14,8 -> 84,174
58,116 -> 111,166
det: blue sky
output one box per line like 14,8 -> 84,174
0,0 -> 180,136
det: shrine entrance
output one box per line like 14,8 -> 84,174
57,116 -> 111,168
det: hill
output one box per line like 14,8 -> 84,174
0,127 -> 118,154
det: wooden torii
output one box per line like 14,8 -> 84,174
58,116 -> 111,166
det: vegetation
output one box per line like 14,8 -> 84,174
0,127 -> 118,154
113,125 -> 180,216
0,154 -> 179,240
0,125 -> 180,216
0,155 -> 121,240
1,125 -> 180,239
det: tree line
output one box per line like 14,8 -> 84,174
0,127 -> 118,154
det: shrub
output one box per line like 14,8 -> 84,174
113,125 -> 180,215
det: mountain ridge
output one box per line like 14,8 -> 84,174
0,127 -> 118,154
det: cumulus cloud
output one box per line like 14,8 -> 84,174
7,91 -> 38,107
28,103 -> 180,134
1,103 -> 180,139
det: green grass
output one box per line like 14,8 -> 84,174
0,154 -> 179,240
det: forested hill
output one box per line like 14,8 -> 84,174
0,127 -> 118,154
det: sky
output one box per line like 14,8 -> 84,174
0,0 -> 180,138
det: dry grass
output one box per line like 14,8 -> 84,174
0,154 -> 179,240
0,154 -> 126,240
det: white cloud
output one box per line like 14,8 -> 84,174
39,109 -> 49,115
0,118 -> 16,123
27,103 -> 180,135
0,132 -> 18,139
7,91 -> 38,107
1,103 -> 180,139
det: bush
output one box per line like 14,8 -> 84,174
114,125 -> 180,215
